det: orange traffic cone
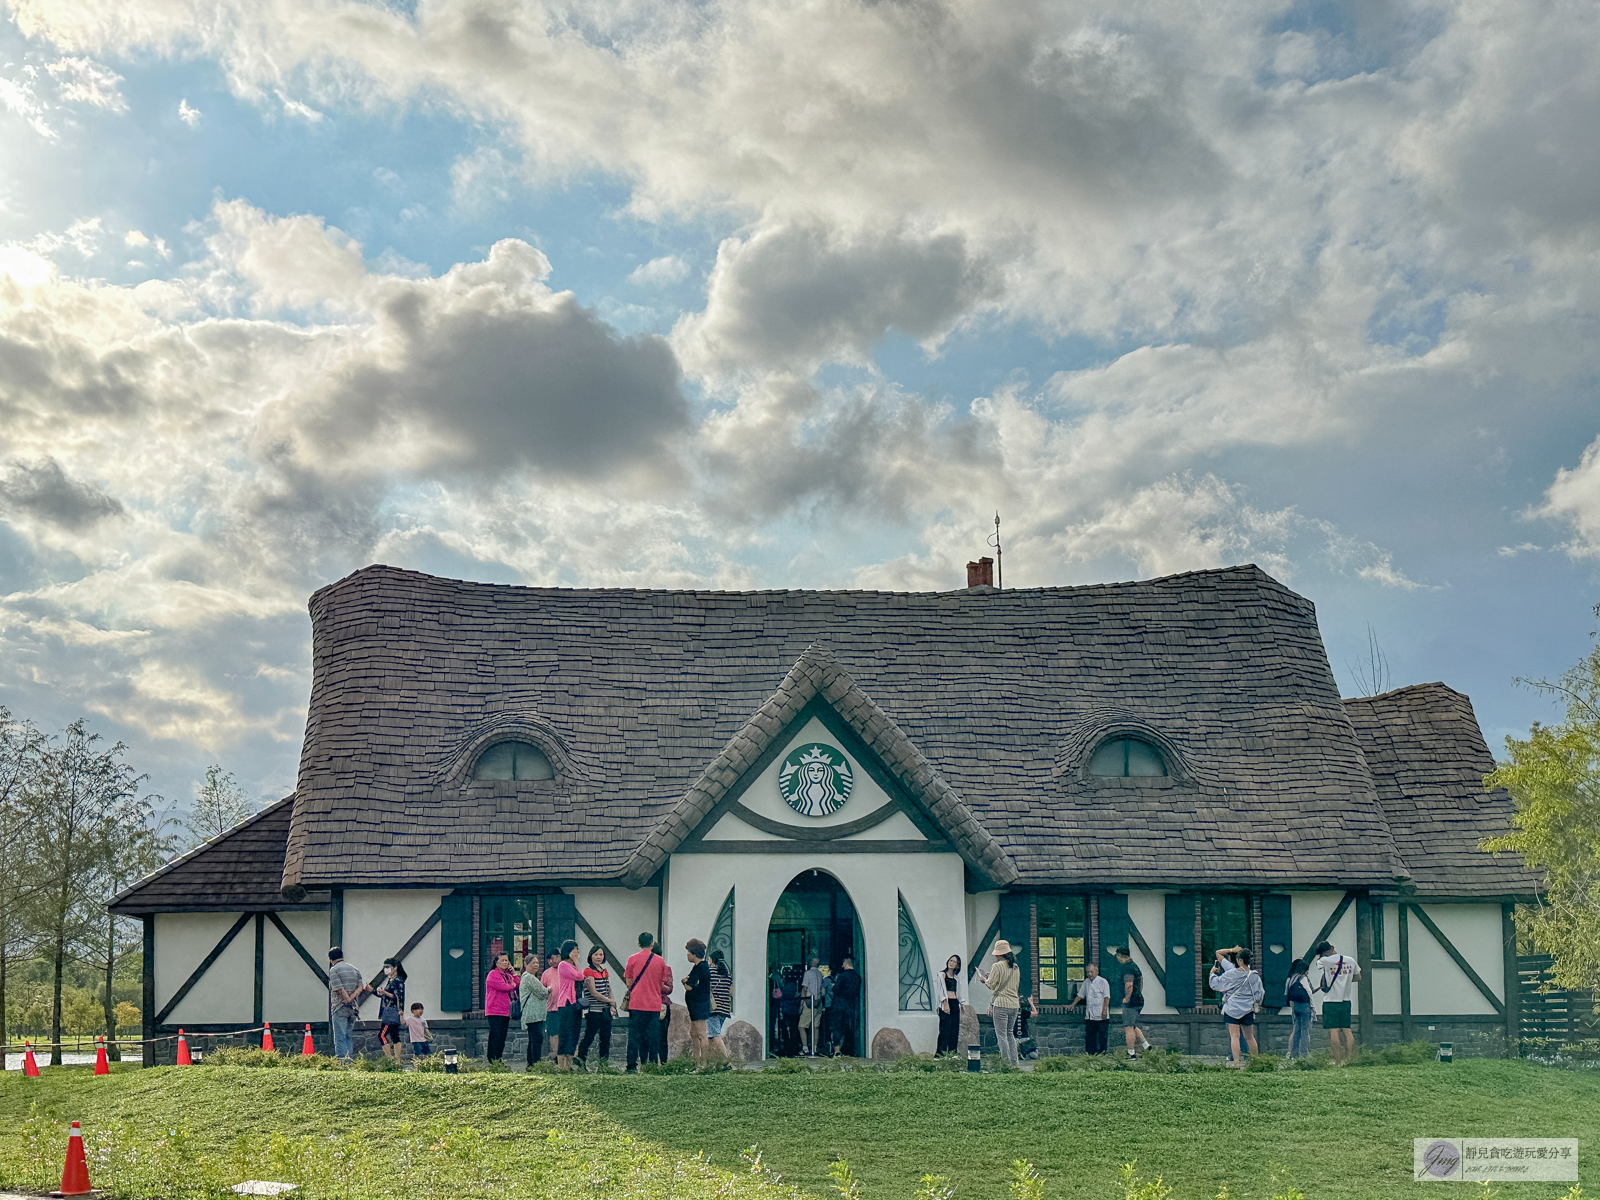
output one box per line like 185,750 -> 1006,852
23,1041 -> 40,1077
51,1120 -> 92,1197
94,1037 -> 109,1075
175,1029 -> 191,1065
261,1022 -> 274,1053
302,1024 -> 315,1056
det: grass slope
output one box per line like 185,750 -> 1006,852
0,1061 -> 1594,1200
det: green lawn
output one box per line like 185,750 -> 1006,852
1,1060 -> 1595,1200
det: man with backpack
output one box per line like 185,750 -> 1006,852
1313,939 -> 1361,1064
1114,947 -> 1153,1058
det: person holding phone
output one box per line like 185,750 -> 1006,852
1210,946 -> 1264,1067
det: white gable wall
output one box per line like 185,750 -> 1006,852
157,912 -> 255,1026
665,849 -> 965,1055
1411,904 -> 1504,1016
263,909 -> 335,1024
343,890 -> 449,1018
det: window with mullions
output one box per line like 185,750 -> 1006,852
1200,894 -> 1251,996
1037,896 -> 1088,1004
1087,738 -> 1167,778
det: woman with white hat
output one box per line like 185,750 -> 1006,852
976,939 -> 1022,1067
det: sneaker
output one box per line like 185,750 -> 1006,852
1128,1049 -> 1137,1058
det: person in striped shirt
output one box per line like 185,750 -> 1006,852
707,949 -> 733,1060
578,946 -> 619,1067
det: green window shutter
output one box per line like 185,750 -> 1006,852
1164,893 -> 1196,1008
544,893 -> 576,952
1261,894 -> 1294,1007
1098,893 -> 1129,981
998,891 -> 1031,997
440,893 -> 473,1013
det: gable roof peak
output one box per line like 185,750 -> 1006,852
621,646 -> 1019,889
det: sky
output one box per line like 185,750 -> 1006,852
0,0 -> 1597,811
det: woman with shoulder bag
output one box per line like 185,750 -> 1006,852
521,954 -> 550,1067
976,940 -> 1022,1067
1285,958 -> 1315,1059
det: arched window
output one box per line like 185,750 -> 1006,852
709,887 -> 735,983
897,893 -> 932,1011
472,741 -> 554,781
1088,737 -> 1167,778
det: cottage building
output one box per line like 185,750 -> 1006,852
111,562 -> 1536,1062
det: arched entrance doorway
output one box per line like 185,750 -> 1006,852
767,870 -> 863,1057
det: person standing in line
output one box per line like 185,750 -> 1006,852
554,940 -> 586,1070
799,956 -> 825,1057
404,1001 -> 431,1060
1313,940 -> 1361,1064
375,958 -> 407,1064
578,946 -> 619,1068
778,967 -> 801,1056
818,965 -> 834,1055
977,940 -> 1022,1067
623,932 -> 671,1071
1209,946 -> 1264,1067
936,955 -> 967,1055
830,956 -> 862,1057
683,938 -> 712,1067
707,949 -> 733,1061
1071,961 -> 1111,1054
520,953 -> 550,1068
484,951 -> 518,1063
1285,957 -> 1315,1059
326,946 -> 370,1061
541,950 -> 563,1060
1114,948 -> 1152,1058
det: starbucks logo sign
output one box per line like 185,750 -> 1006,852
777,743 -> 854,817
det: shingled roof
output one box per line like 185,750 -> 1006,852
1343,683 -> 1538,898
278,562 -> 1413,893
110,796 -> 331,914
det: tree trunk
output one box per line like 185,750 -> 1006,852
0,937 -> 7,1053
51,926 -> 66,1066
103,917 -> 121,1061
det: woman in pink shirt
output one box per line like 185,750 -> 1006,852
483,952 -> 518,1063
554,940 -> 586,1070
541,951 -> 562,1060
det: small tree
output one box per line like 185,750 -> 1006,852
0,707 -> 44,1053
1484,607 -> 1600,990
184,764 -> 257,847
76,813 -> 171,1059
25,721 -> 148,1064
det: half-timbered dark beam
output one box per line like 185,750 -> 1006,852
1126,917 -> 1167,989
253,913 -> 265,1039
155,912 -> 252,1026
367,906 -> 443,990
1406,903 -> 1505,1017
1301,890 -> 1356,965
141,914 -> 156,1068
266,912 -> 331,987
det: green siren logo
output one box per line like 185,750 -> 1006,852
778,743 -> 854,817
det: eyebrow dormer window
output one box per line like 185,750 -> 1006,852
1088,737 -> 1167,778
472,741 -> 554,781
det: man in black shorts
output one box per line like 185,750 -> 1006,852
1115,947 -> 1152,1058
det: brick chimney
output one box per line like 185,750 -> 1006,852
966,557 -> 994,588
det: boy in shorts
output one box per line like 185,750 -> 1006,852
1314,940 -> 1360,1063
404,1001 -> 431,1059
1115,947 -> 1152,1057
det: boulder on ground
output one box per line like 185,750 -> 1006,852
870,1026 -> 914,1060
721,1019 -> 763,1063
958,1003 -> 980,1051
665,1003 -> 690,1059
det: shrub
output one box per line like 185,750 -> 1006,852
1284,1051 -> 1332,1071
1244,1053 -> 1282,1072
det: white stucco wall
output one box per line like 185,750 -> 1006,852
738,716 -> 897,828
343,890 -> 451,1018
1372,966 -> 1402,1014
156,912 -> 255,1026
263,910 -> 335,1024
664,849 -> 967,1055
966,891 -> 999,1010
569,887 -> 658,967
1293,891 -> 1358,1014
1410,904 -> 1504,1015
1123,891 -> 1172,1012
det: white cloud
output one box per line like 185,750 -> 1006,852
44,55 -> 125,111
628,255 -> 689,288
177,97 -> 200,126
1536,437 -> 1600,560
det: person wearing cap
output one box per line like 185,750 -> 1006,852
976,939 -> 1022,1067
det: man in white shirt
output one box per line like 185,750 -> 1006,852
1313,939 -> 1361,1064
1209,947 -> 1265,1067
1071,961 -> 1112,1054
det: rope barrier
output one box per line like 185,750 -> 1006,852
3,1025 -> 275,1053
